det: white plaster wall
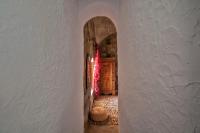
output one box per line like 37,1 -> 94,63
0,0 -> 83,133
1,0 -> 199,132
78,0 -> 119,32
119,0 -> 200,133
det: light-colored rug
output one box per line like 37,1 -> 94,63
89,96 -> 118,125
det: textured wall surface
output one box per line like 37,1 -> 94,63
1,0 -> 200,132
119,0 -> 200,133
0,0 -> 83,133
78,0 -> 119,32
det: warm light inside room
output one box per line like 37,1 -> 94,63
83,16 -> 119,133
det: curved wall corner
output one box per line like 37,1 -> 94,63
0,0 -> 83,133
119,0 -> 200,133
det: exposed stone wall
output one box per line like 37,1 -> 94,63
119,0 -> 200,133
100,33 -> 117,58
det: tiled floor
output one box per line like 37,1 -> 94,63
87,96 -> 119,133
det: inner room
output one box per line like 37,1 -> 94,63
83,16 -> 119,133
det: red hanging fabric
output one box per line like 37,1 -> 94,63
93,46 -> 100,98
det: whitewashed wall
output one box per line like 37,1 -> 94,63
1,0 -> 199,132
119,0 -> 200,133
0,0 -> 83,133
78,0 -> 119,32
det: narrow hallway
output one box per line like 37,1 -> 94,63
84,16 -> 119,133
0,0 -> 200,133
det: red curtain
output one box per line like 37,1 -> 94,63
93,49 -> 100,97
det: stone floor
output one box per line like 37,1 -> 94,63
86,96 -> 119,133
89,96 -> 118,125
87,125 -> 119,133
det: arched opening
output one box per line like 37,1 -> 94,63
83,16 -> 119,133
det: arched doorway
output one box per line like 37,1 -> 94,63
83,16 -> 119,133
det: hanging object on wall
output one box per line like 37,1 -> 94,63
92,41 -> 101,98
